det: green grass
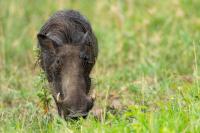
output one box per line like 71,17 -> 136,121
0,0 -> 200,132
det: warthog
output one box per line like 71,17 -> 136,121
37,10 -> 98,119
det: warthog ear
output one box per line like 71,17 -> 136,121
37,33 -> 55,51
80,32 -> 91,45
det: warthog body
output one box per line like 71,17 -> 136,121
37,10 -> 98,119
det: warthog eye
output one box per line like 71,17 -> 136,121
56,59 -> 61,65
49,56 -> 63,72
80,52 -> 89,61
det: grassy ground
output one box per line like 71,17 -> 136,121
0,0 -> 200,132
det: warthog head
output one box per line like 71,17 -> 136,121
37,10 -> 98,119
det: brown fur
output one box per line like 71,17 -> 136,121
37,10 -> 98,119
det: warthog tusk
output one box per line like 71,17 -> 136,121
91,90 -> 96,100
56,92 -> 62,103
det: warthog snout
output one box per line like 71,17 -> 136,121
56,92 -> 94,119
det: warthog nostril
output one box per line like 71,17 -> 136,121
65,112 -> 88,120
